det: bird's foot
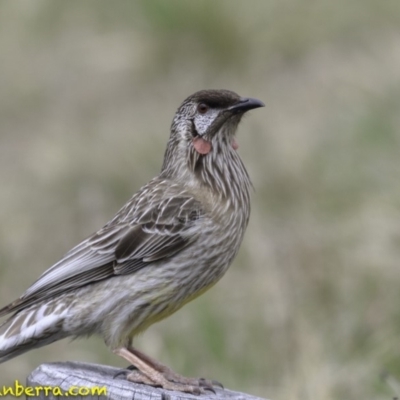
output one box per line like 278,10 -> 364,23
113,347 -> 222,394
122,369 -> 206,394
114,364 -> 219,394
161,368 -> 223,393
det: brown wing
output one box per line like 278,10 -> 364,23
0,194 -> 204,317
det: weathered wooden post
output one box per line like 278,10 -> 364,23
27,362 -> 267,400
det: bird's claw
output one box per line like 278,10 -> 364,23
198,377 -> 224,393
113,364 -> 138,379
211,379 -> 224,389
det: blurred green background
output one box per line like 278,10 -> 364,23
1,1 -> 400,399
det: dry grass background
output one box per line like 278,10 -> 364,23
0,1 -> 400,399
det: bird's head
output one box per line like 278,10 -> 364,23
161,89 -> 264,194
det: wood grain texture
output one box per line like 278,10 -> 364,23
27,362 -> 267,400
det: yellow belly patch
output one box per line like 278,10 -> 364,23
129,281 -> 218,337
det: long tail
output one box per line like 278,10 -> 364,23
0,300 -> 69,363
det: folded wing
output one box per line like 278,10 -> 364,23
0,194 -> 204,317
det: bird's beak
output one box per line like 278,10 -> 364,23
228,97 -> 265,114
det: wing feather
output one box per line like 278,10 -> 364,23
0,190 -> 205,318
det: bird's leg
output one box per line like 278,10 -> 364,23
113,347 -> 204,394
127,345 -> 222,391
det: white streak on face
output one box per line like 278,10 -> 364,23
193,109 -> 219,136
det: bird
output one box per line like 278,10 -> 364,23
0,89 -> 264,394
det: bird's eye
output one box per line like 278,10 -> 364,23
197,103 -> 209,114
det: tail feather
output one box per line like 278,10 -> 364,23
0,301 -> 69,363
